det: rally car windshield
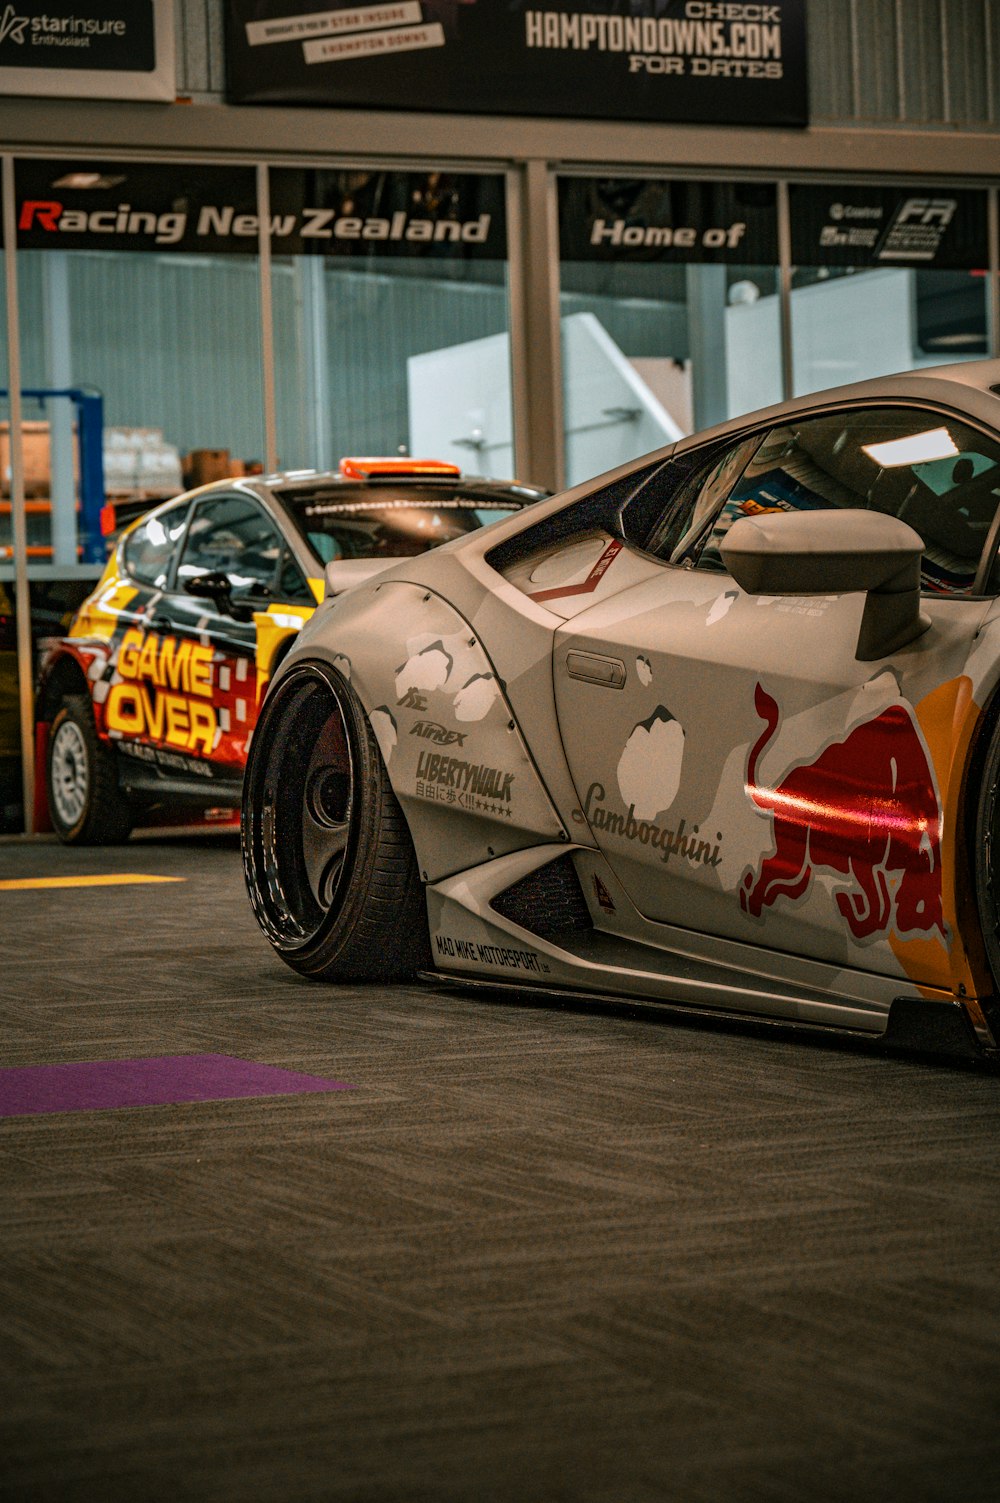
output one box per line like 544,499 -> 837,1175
278,485 -> 524,563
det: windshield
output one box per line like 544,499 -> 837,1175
279,484 -> 523,563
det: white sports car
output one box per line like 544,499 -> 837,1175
242,361 -> 1000,1060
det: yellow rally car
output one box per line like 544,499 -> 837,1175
37,459 -> 546,842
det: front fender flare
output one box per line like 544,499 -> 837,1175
282,580 -> 566,883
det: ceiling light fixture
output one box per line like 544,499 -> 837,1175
51,173 -> 126,191
862,427 -> 959,468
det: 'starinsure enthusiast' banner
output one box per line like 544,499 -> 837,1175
0,0 -> 174,101
225,1 -> 808,126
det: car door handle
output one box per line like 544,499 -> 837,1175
565,650 -> 626,688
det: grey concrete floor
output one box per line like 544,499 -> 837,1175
1,834 -> 999,1502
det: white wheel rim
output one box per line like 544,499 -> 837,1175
51,720 -> 90,828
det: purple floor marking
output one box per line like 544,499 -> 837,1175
0,1055 -> 355,1117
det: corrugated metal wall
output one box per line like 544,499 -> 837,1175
177,0 -> 1000,128
272,263 -> 509,467
807,0 -> 1000,128
175,0 -> 226,101
11,252 -> 509,466
16,251 -> 266,462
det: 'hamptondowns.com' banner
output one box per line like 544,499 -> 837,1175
225,1 -> 808,126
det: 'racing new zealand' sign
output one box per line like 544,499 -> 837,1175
9,159 -> 507,262
225,0 -> 808,127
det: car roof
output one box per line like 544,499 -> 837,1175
122,465 -> 550,583
258,469 -> 550,505
670,357 -> 1000,462
139,467 -> 549,523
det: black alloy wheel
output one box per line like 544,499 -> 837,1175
241,661 -> 429,981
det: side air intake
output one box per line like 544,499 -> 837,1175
490,855 -> 592,941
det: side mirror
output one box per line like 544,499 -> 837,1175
183,569 -> 232,603
182,570 -> 250,620
720,509 -> 931,661
323,557 -> 408,598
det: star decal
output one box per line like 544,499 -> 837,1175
0,6 -> 29,45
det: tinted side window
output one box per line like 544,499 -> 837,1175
638,435 -> 763,561
177,495 -> 283,591
277,547 -> 314,605
687,406 -> 1000,595
487,457 -> 665,576
122,499 -> 192,589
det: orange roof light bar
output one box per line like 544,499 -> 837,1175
338,456 -> 462,480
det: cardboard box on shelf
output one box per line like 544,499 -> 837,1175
0,421 -> 78,499
184,449 -> 246,487
104,427 -> 183,499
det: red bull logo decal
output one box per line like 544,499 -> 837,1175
741,683 -> 945,942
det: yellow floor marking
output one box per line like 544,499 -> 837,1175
0,875 -> 185,891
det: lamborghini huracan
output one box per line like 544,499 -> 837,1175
243,361 -> 1000,1059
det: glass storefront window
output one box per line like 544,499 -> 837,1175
12,159 -> 267,576
558,178 -> 781,487
789,185 -> 989,396
0,249 -> 12,570
268,169 -> 514,479
0,373 -> 18,831
0,232 -> 21,831
2,159 -> 269,831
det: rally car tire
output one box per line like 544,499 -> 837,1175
47,694 -> 133,845
242,660 -> 430,982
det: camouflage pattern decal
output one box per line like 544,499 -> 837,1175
292,580 -> 565,882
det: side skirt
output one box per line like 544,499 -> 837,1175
881,996 -> 987,1060
419,973 -> 996,1065
424,844 -> 1000,1055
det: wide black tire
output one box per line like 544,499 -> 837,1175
973,710 -> 1000,992
241,660 -> 430,982
47,693 -> 133,845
